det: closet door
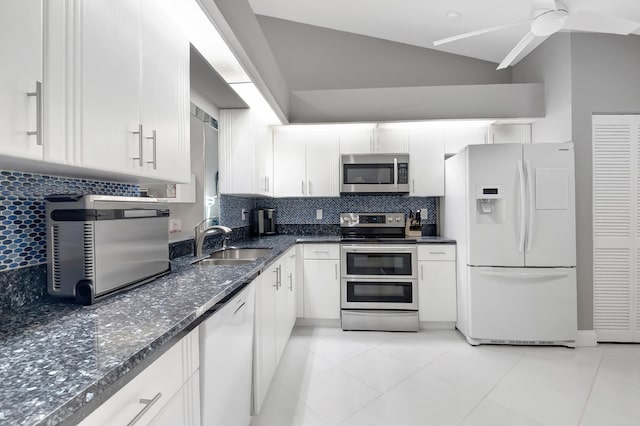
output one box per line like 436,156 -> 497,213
592,114 -> 639,342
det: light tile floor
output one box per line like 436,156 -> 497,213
251,327 -> 640,426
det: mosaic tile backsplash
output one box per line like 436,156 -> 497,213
0,170 -> 139,271
219,194 -> 256,228
256,195 -> 438,225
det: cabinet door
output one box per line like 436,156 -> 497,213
444,126 -> 487,155
254,271 -> 277,413
339,128 -> 374,154
273,129 -> 306,197
375,128 -> 409,153
306,131 -> 340,197
0,0 -> 42,160
219,109 -> 255,194
408,129 -> 445,196
76,0 -> 142,175
139,1 -> 190,182
254,118 -> 274,197
303,259 -> 341,319
418,260 -> 457,322
149,373 -> 200,426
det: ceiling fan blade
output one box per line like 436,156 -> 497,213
509,34 -> 549,66
497,31 -> 537,70
565,10 -> 640,35
433,19 -> 530,46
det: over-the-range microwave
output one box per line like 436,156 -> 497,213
340,154 -> 409,194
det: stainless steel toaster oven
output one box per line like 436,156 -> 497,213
45,194 -> 170,304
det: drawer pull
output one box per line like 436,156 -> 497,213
233,302 -> 246,315
429,251 -> 447,255
313,251 -> 329,254
127,392 -> 162,426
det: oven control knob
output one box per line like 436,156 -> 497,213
396,216 -> 402,222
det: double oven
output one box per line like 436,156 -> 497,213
340,213 -> 418,331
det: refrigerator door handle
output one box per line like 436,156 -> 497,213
479,270 -> 570,281
517,160 -> 526,253
526,160 -> 534,253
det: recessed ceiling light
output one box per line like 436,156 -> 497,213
446,10 -> 461,20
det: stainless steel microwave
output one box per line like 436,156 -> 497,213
340,154 -> 410,194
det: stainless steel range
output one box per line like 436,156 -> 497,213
340,213 -> 418,332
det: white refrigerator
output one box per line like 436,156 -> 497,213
444,142 -> 577,346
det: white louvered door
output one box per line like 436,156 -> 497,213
592,115 -> 639,342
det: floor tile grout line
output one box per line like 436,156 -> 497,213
456,344 -> 528,425
267,380 -> 332,426
576,343 -> 607,425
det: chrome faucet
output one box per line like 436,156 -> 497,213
194,219 -> 232,257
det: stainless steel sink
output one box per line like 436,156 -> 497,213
195,258 -> 256,266
207,248 -> 272,260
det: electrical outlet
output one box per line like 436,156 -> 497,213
241,208 -> 247,221
316,209 -> 323,220
169,219 -> 182,233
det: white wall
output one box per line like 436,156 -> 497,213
513,32 -> 640,331
512,33 -> 572,144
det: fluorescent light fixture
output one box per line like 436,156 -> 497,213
229,82 -> 281,125
378,120 -> 496,129
155,0 -> 283,124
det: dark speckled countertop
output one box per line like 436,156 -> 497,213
0,234 -> 303,426
0,233 -> 455,425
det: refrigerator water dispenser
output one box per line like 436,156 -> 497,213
475,185 -> 505,224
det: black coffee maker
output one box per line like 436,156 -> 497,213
251,208 -> 276,236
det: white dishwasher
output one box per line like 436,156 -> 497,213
199,283 -> 255,426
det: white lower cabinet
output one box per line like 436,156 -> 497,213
418,244 -> 457,325
253,247 -> 297,414
302,244 -> 340,320
79,329 -> 199,426
200,282 -> 255,426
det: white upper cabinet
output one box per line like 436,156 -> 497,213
339,128 -> 409,154
408,129 -> 445,196
374,128 -> 410,153
305,131 -> 340,197
444,126 -> 488,155
339,128 -> 375,154
45,0 -> 190,182
273,128 -> 339,197
139,2 -> 190,182
0,0 -> 43,160
72,0 -> 143,177
219,108 -> 273,197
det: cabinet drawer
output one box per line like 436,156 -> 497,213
303,244 -> 339,260
418,244 -> 456,261
80,329 -> 199,426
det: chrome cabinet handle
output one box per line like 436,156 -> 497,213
393,157 -> 398,190
301,180 -> 305,195
369,135 -> 373,152
308,180 -> 312,196
288,273 -> 293,291
429,251 -> 446,255
273,268 -> 279,288
334,263 -> 338,280
146,130 -> 157,169
278,265 -> 282,288
233,301 -> 246,315
420,264 -> 424,281
127,392 -> 162,426
266,176 -> 270,193
313,251 -> 329,254
26,81 -> 43,146
132,124 -> 144,166
412,179 -> 415,193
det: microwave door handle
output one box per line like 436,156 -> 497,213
393,157 -> 398,189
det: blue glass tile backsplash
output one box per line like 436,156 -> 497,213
256,195 -> 437,225
0,170 -> 139,271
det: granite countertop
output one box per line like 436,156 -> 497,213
0,234 -> 301,426
414,236 -> 456,244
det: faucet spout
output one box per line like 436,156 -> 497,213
194,219 -> 232,257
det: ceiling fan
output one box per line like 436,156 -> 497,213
433,0 -> 640,70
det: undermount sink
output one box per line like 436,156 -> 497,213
195,258 -> 255,266
193,248 -> 273,266
207,248 -> 272,260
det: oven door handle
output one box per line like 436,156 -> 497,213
393,157 -> 398,189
